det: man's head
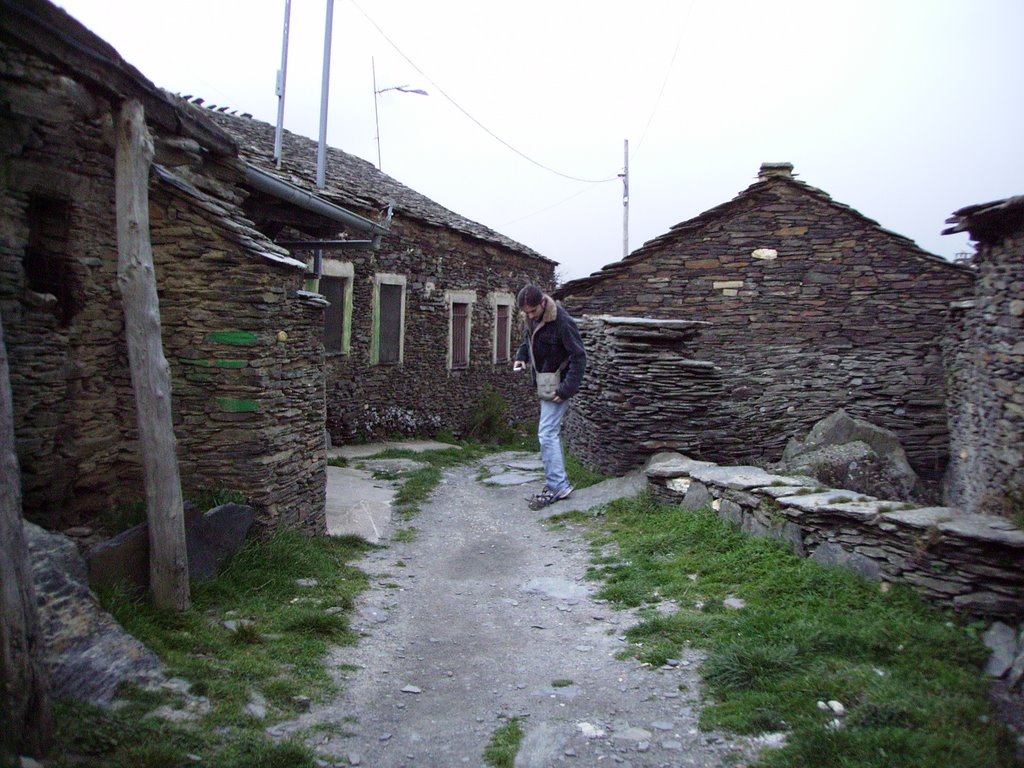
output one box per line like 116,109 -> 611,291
517,284 -> 546,322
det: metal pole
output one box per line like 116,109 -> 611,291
316,0 -> 335,189
622,139 -> 629,258
372,57 -> 382,170
273,0 -> 291,168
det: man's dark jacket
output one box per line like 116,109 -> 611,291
514,295 -> 586,400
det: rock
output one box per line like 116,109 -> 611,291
88,502 -> 254,590
983,622 -> 1019,677
24,522 -> 164,706
778,410 -> 922,501
682,481 -> 712,511
186,503 -> 255,581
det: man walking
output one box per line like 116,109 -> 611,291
512,284 -> 586,511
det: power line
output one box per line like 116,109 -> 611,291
348,0 -> 620,184
630,0 -> 695,163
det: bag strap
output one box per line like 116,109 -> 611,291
526,322 -> 569,376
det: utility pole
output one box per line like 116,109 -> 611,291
316,0 -> 334,189
273,0 -> 291,168
620,139 -> 629,258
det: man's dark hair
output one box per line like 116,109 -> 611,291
517,284 -> 544,308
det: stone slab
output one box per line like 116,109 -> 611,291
880,507 -> 956,529
776,489 -> 877,513
939,516 -> 1024,547
644,452 -> 717,479
689,464 -> 812,491
482,471 -> 541,487
325,465 -> 394,543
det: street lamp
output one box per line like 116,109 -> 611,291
372,57 -> 428,170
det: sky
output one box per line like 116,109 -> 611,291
55,0 -> 1024,282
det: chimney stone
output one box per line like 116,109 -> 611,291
758,162 -> 794,179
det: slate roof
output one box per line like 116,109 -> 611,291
198,108 -> 551,264
943,196 -> 1024,245
559,165 -> 968,296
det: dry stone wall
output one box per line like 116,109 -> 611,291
565,316 -> 718,475
646,453 -> 1024,622
559,175 -> 974,482
0,38 -> 327,533
943,210 -> 1024,519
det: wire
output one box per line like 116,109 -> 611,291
348,0 -> 620,184
498,184 -> 605,228
630,0 -> 695,163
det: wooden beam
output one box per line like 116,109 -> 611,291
0,312 -> 53,760
115,99 -> 190,612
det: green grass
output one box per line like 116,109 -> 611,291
581,493 -> 1017,768
50,530 -> 372,766
483,717 -> 524,767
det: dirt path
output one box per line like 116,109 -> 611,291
274,452 -> 772,767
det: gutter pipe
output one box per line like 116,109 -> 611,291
244,164 -> 389,237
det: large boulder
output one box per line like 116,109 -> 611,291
778,410 -> 922,501
24,521 -> 163,705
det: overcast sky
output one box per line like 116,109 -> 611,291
56,0 -> 1024,281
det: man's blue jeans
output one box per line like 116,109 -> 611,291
538,398 -> 571,493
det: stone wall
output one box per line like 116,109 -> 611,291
646,453 -> 1024,622
565,316 -> 717,475
324,218 -> 552,443
942,200 -> 1024,518
0,35 -> 327,533
559,168 -> 975,482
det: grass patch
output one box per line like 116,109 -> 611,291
394,526 -> 418,542
50,530 -> 372,766
581,492 -> 1016,768
483,717 -> 524,767
551,678 -> 574,688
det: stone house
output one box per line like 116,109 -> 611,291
202,110 -> 555,444
0,0 -> 382,533
557,163 -> 975,484
942,196 -> 1024,518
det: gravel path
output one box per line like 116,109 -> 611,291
274,452 -> 774,767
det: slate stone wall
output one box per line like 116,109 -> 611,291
0,40 -> 327,533
565,316 -> 717,475
646,454 -> 1024,621
559,178 -> 974,481
943,229 -> 1024,518
324,218 -> 553,443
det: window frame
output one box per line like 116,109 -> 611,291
319,259 -> 353,355
371,273 -> 406,366
488,292 -> 515,364
445,289 -> 477,370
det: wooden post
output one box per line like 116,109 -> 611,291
0,314 -> 53,759
115,99 -> 190,612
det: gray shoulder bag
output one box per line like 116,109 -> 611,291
526,332 -> 567,401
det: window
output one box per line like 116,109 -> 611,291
320,260 -> 353,354
372,273 -> 406,365
24,197 -> 76,327
489,292 -> 515,363
445,290 -> 476,370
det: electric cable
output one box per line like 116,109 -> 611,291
349,0 -> 620,184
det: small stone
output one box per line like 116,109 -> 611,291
295,578 -> 319,588
661,739 -> 683,751
827,700 -> 846,717
347,754 -> 362,766
651,720 -> 673,731
379,733 -> 393,742
401,685 -> 422,694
